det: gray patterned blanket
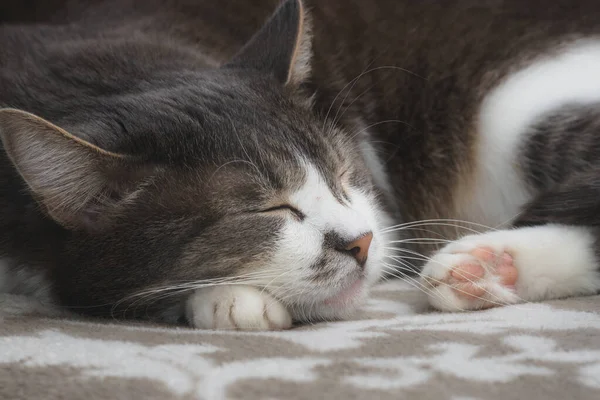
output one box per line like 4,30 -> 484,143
1,281 -> 600,400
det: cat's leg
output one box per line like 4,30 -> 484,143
421,175 -> 600,311
421,100 -> 600,311
420,224 -> 600,311
185,285 -> 292,330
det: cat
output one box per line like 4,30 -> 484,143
2,0 -> 600,330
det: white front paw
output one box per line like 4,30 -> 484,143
420,225 -> 600,312
185,285 -> 292,331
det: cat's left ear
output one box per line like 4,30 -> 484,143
225,0 -> 312,86
0,109 -> 152,231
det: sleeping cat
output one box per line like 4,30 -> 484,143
2,0 -> 600,330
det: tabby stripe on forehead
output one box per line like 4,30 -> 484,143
311,162 -> 348,205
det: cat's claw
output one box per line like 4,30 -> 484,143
186,285 -> 292,330
420,238 -> 521,311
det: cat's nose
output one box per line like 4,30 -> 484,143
342,232 -> 373,266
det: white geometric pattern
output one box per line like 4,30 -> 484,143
1,281 -> 600,399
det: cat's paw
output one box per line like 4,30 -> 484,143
185,285 -> 292,330
420,234 -> 521,311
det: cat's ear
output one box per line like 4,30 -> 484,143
226,0 -> 312,86
0,108 -> 150,231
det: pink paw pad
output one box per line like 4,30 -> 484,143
449,247 -> 518,301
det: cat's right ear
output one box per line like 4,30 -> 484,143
225,0 -> 312,87
0,108 -> 152,231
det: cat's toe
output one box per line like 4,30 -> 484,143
226,287 -> 292,330
420,245 -> 520,311
185,285 -> 292,331
262,296 -> 293,330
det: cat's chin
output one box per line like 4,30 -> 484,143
287,277 -> 371,323
323,278 -> 364,306
289,256 -> 385,323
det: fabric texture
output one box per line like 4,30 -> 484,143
1,281 -> 600,400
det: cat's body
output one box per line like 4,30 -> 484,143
2,0 -> 600,328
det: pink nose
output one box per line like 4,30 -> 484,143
344,232 -> 373,265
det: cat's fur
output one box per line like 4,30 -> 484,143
2,0 -> 600,328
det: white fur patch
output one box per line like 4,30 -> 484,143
292,164 -> 373,236
462,40 -> 600,227
421,224 -> 600,311
269,163 -> 388,318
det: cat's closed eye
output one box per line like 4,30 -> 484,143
261,204 -> 305,220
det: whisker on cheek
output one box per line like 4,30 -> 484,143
111,269 -> 290,318
381,263 -> 462,310
381,218 -> 499,232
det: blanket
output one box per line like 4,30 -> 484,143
1,281 -> 600,400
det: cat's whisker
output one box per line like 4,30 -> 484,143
133,271 -> 278,289
386,233 -> 454,241
128,271 -> 282,297
381,272 -> 450,310
381,218 -> 499,233
383,263 -> 488,312
277,288 -> 313,324
322,65 -> 425,134
206,159 -> 264,186
494,211 -> 525,230
399,227 -> 453,240
384,254 -> 427,263
121,278 -> 293,321
348,119 -> 415,141
418,270 -> 531,310
262,260 -> 331,324
259,268 -> 296,297
386,251 -> 530,309
336,70 -> 419,134
383,249 -> 517,307
150,281 -> 288,315
329,82 -> 371,133
139,277 -> 279,299
111,270 -> 289,317
386,237 -> 453,244
206,159 -> 236,185
229,117 -> 270,190
384,227 -> 455,246
381,262 -> 458,309
383,223 -> 485,236
336,84 -> 376,129
384,228 -> 528,301
322,59 -> 379,132
384,246 -> 436,261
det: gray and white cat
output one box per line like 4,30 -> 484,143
1,0 -> 600,330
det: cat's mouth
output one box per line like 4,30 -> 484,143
323,277 -> 365,306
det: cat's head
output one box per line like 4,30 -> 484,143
0,0 -> 394,324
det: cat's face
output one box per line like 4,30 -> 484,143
168,75 -> 391,322
0,0 -> 393,323
155,73 -> 392,322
